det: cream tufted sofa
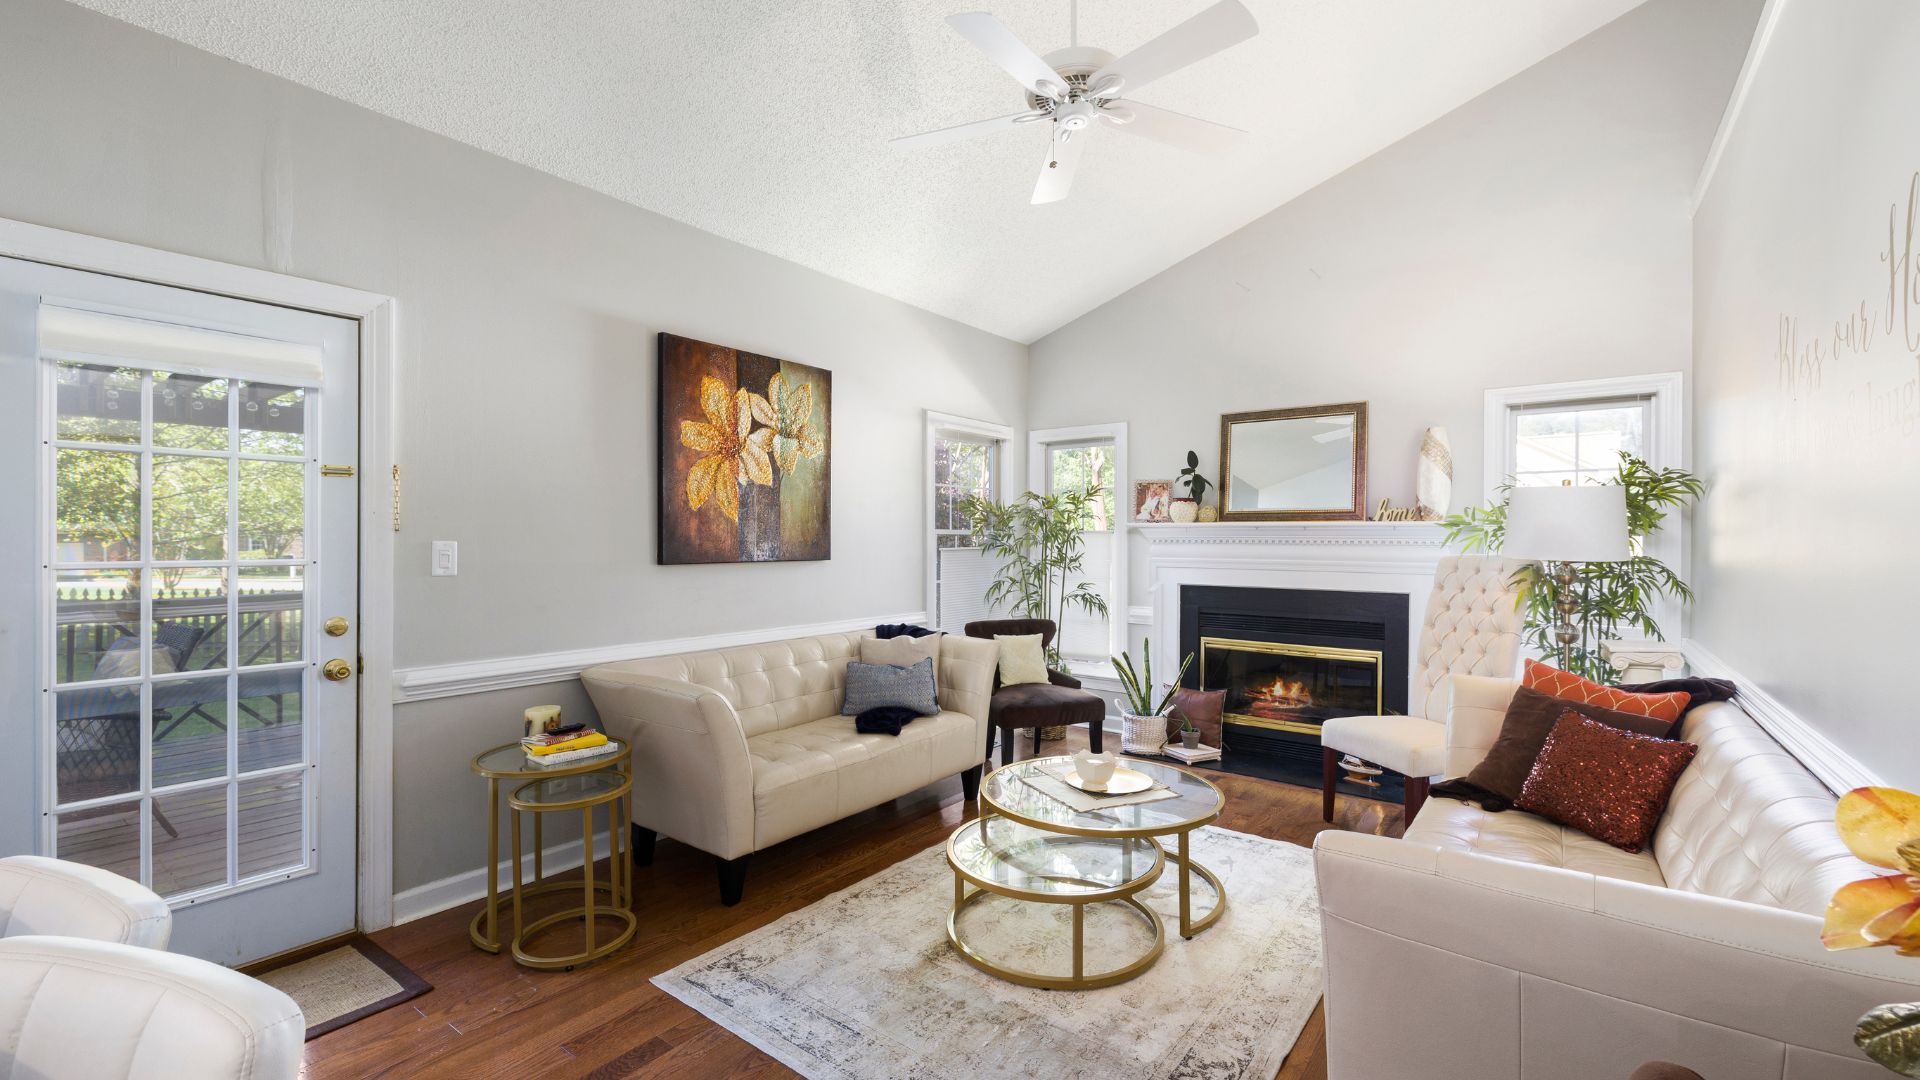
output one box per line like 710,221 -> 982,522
0,936 -> 303,1078
582,630 -> 997,905
1319,554 -> 1525,822
1314,674 -> 1920,1079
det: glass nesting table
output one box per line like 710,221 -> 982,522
945,755 -> 1227,989
469,737 -> 632,960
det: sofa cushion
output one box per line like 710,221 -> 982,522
747,711 -> 976,848
860,634 -> 939,668
1403,797 -> 1666,888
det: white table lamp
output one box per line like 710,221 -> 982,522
1502,484 -> 1630,669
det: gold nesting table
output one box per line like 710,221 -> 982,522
945,755 -> 1226,990
469,737 -> 634,969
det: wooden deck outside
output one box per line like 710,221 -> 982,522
56,723 -> 305,897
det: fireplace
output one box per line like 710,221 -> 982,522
1179,586 -> 1408,782
1200,638 -> 1383,735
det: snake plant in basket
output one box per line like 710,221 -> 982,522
1824,786 -> 1920,1075
1110,638 -> 1193,754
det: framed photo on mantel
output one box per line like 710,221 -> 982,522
657,332 -> 831,564
1217,402 -> 1368,521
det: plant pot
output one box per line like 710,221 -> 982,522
1119,708 -> 1169,755
1181,729 -> 1201,750
1196,504 -> 1218,522
1169,498 -> 1198,523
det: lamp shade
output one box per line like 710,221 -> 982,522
1502,484 -> 1630,562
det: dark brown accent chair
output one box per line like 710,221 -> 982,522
964,619 -> 1106,767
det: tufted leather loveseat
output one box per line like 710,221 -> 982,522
1314,674 -> 1920,1078
1319,554 -> 1525,821
582,630 -> 997,905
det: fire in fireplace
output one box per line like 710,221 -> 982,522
1199,637 -> 1383,735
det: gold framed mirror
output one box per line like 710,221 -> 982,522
1218,402 -> 1368,521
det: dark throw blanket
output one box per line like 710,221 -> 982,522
856,705 -> 923,736
874,623 -> 937,640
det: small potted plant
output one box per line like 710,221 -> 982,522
1111,638 -> 1193,755
1173,450 -> 1213,523
1178,714 -> 1202,750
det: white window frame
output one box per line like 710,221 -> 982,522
1028,423 -> 1128,677
1483,372 -> 1687,636
924,411 -> 1011,630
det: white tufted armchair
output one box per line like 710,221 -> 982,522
1319,555 -> 1524,824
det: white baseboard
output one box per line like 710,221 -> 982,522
393,828 -> 616,926
1682,638 -> 1882,794
392,610 -> 928,702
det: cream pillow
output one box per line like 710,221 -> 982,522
994,634 -> 1049,686
860,633 -> 940,668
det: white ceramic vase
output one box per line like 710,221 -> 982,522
1416,426 -> 1452,521
1169,498 -> 1199,524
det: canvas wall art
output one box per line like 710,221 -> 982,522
658,333 -> 831,564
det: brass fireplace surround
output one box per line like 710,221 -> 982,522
1199,636 -> 1384,734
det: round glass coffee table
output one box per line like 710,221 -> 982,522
946,813 -> 1165,989
980,755 -> 1227,939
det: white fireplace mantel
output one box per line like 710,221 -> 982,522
1136,521 -> 1454,705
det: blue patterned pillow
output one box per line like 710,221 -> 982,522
842,657 -> 939,717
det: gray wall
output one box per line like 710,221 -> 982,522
1691,0 -> 1920,785
1029,0 -> 1758,602
1,0 -> 1029,894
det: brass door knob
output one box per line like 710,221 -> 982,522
323,659 -> 353,682
324,616 -> 349,637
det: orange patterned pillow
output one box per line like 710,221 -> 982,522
1523,659 -> 1689,725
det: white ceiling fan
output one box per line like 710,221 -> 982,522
892,0 -> 1259,204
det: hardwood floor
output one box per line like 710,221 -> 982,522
311,732 -> 1406,1079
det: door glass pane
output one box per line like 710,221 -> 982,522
152,786 -> 229,897
56,803 -> 140,880
55,689 -> 141,803
152,454 -> 230,560
238,382 -> 304,455
238,671 -> 302,772
153,374 -> 229,450
56,448 -> 140,561
54,362 -> 141,444
238,460 -> 303,559
238,566 -> 303,666
154,572 -> 228,671
55,569 -> 137,684
152,675 -> 228,788
238,773 -> 303,878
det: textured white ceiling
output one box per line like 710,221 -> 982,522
68,0 -> 1651,342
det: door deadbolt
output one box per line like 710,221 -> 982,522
322,659 -> 353,682
324,616 -> 350,637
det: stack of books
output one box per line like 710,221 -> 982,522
522,726 -> 617,767
1162,742 -> 1222,765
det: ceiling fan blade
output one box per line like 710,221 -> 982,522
1088,0 -> 1258,99
1100,100 -> 1244,152
946,12 -> 1066,100
1031,126 -> 1087,205
890,110 -> 1048,149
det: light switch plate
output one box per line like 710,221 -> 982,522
431,540 -> 458,577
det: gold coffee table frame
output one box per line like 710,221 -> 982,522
507,770 -> 638,970
468,738 -> 632,955
980,756 -> 1227,940
945,819 -> 1166,990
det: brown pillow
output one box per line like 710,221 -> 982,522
1165,688 -> 1226,746
1460,685 -> 1676,806
1516,712 -> 1697,852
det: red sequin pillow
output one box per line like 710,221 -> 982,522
1515,711 -> 1697,852
1523,659 -> 1690,727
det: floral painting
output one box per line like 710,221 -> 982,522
658,333 -> 830,564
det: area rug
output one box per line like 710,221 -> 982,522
253,935 -> 432,1040
654,826 -> 1321,1080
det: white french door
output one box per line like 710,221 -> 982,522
0,256 -> 359,965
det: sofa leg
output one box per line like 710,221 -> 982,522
717,856 -> 750,907
632,824 -> 657,867
960,763 -> 982,801
1321,746 -> 1338,823
1404,776 -> 1430,826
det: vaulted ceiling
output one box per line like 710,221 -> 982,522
69,0 -> 1653,342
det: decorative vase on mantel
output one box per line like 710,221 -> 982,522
1169,498 -> 1199,524
1196,503 -> 1218,522
1415,426 -> 1452,521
